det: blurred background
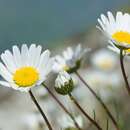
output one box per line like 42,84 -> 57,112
0,0 -> 130,130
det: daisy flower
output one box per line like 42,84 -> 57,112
97,11 -> 130,49
53,44 -> 90,73
0,44 -> 54,92
91,49 -> 118,71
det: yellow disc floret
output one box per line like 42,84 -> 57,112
13,67 -> 39,87
63,65 -> 70,72
112,31 -> 130,44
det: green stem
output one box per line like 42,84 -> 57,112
75,71 -> 120,130
42,84 -> 82,130
68,93 -> 102,130
29,90 -> 53,130
120,49 -> 130,96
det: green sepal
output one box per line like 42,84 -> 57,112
67,60 -> 81,74
55,79 -> 74,95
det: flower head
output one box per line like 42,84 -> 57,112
55,71 -> 74,95
91,49 -> 118,71
0,44 -> 54,92
97,11 -> 130,49
53,44 -> 90,73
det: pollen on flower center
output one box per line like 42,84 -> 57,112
13,67 -> 39,87
112,31 -> 130,44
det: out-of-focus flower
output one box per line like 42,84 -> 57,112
91,49 -> 118,71
57,114 -> 83,129
23,112 -> 47,130
84,69 -> 122,102
55,71 -> 74,95
97,11 -> 130,49
53,44 -> 90,73
0,44 -> 54,92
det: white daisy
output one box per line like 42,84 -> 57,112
97,11 -> 130,49
0,44 -> 54,92
57,114 -> 83,129
55,71 -> 74,95
91,49 -> 118,71
84,69 -> 122,102
53,44 -> 90,73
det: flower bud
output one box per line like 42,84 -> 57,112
55,71 -> 74,95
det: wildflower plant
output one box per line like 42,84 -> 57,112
0,10 -> 130,130
97,11 -> 130,96
55,71 -> 102,130
0,44 -> 54,130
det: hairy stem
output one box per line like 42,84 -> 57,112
29,90 -> 53,130
43,84 -> 82,130
120,49 -> 130,96
68,93 -> 102,130
75,71 -> 120,130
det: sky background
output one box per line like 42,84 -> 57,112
0,0 -> 129,51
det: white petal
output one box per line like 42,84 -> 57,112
0,62 -> 12,82
37,77 -> 46,85
107,11 -> 115,33
75,44 -> 81,58
63,47 -> 73,60
97,18 -> 106,30
101,14 -> 109,26
21,44 -> 28,66
33,45 -> 42,67
27,44 -> 36,66
1,51 -> 16,73
12,45 -> 22,68
37,50 -> 50,71
10,83 -> 31,92
107,45 -> 120,54
0,81 -> 10,87
40,57 -> 54,78
55,55 -> 65,64
52,62 -> 63,73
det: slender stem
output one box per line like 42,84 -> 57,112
75,71 -> 120,130
120,49 -> 130,96
68,93 -> 102,130
42,84 -> 82,130
29,90 -> 53,130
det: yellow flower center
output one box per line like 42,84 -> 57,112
13,67 -> 39,87
63,65 -> 70,71
99,60 -> 113,70
112,31 -> 130,44
125,48 -> 130,54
